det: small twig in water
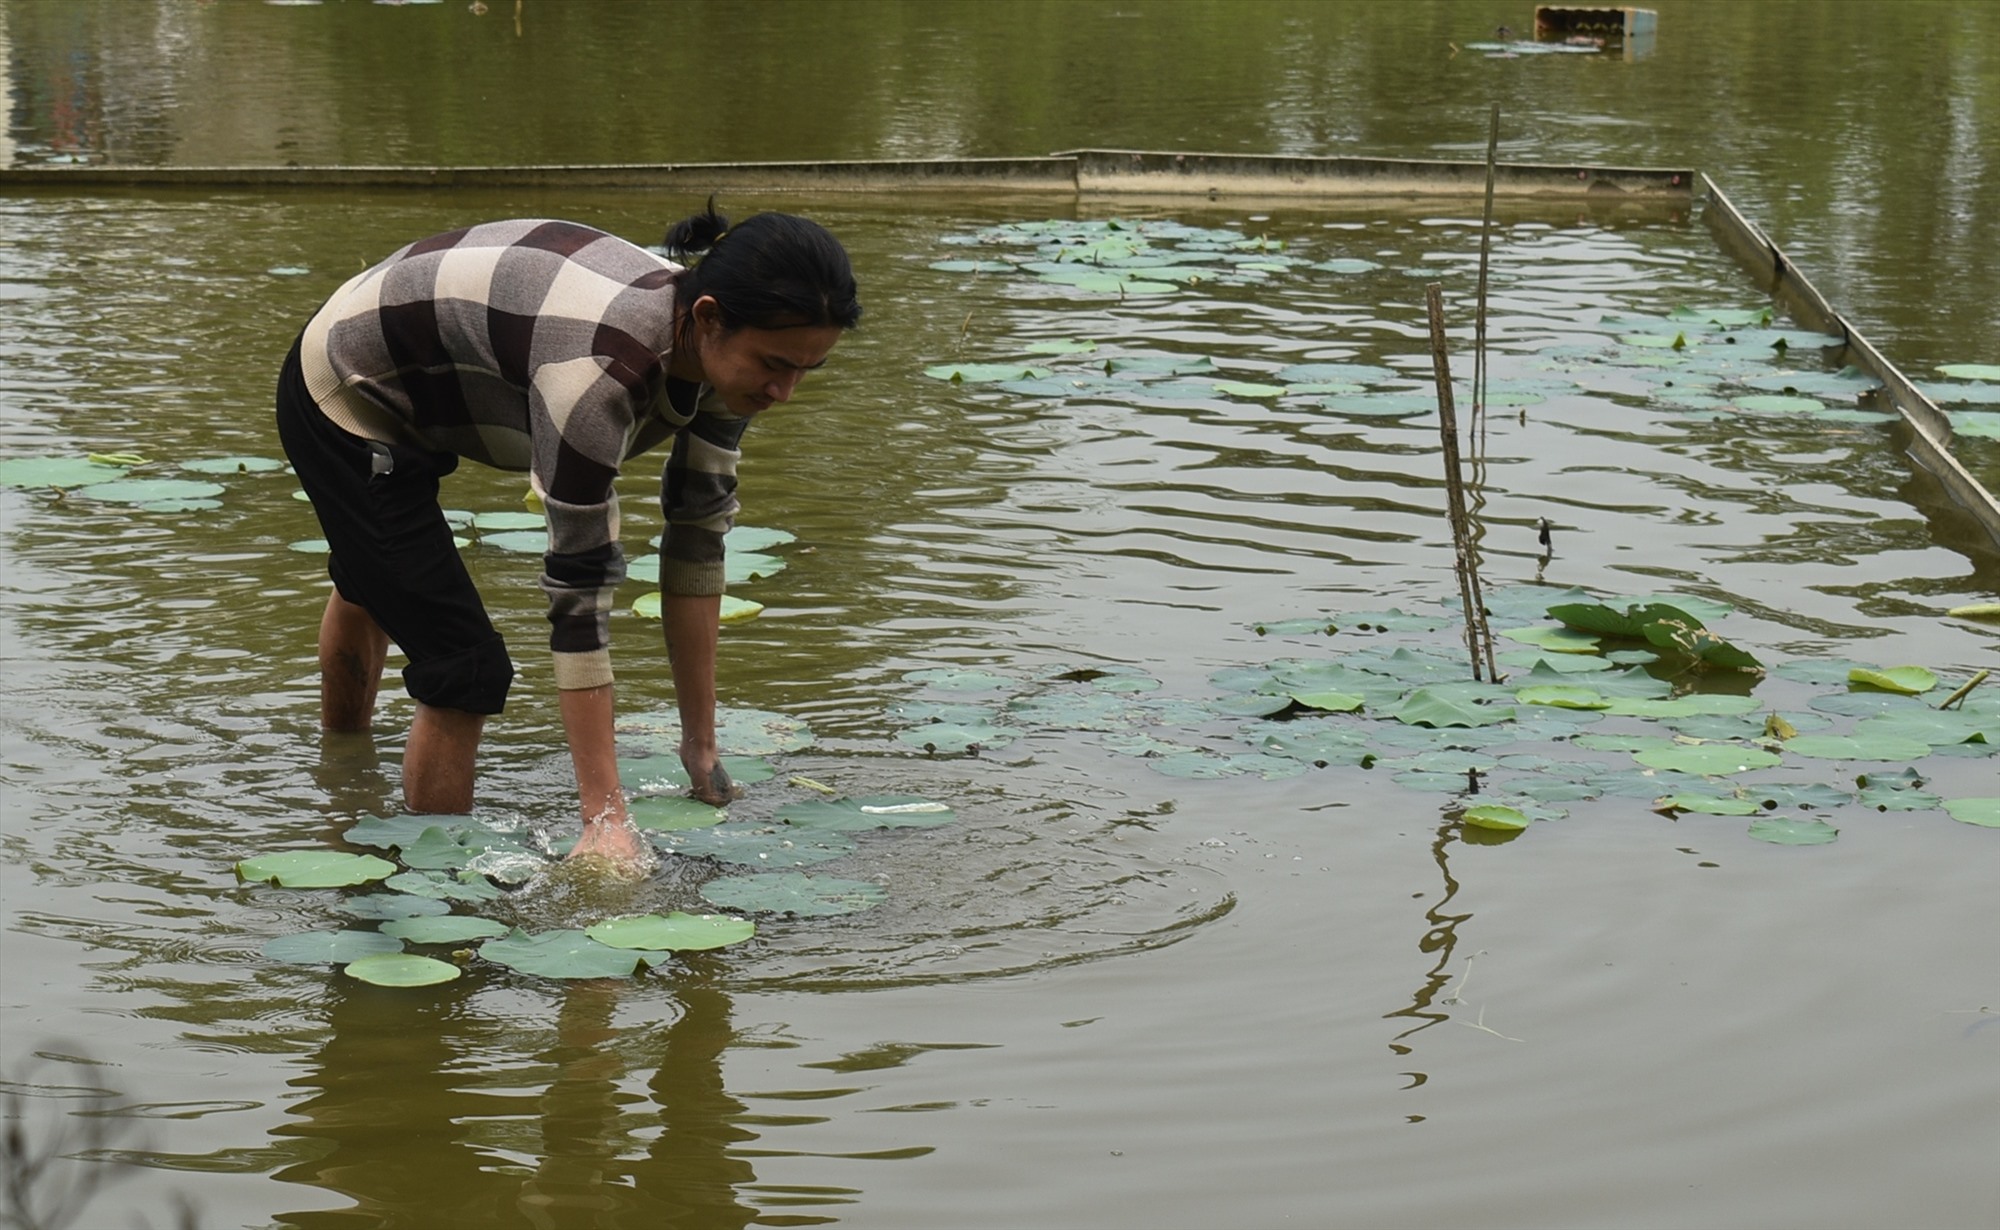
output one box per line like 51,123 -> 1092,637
1459,1004 -> 1524,1043
1937,669 -> 1988,711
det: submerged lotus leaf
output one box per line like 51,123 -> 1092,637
1346,646 -> 1475,687
889,700 -> 997,725
380,915 -> 511,944
343,953 -> 462,986
895,722 -> 1018,753
1340,608 -> 1454,633
182,455 -> 285,474
1743,782 -> 1853,810
71,478 -> 224,504
1461,804 -> 1532,832
261,929 -> 402,965
1632,745 -> 1782,775
480,929 -> 645,979
471,510 -> 544,531
778,795 -> 956,831
237,850 -> 396,888
653,823 -> 857,867
928,258 -> 1017,274
1746,816 -> 1839,846
1574,732 -> 1677,753
1394,688 -> 1515,728
701,872 -> 886,917
904,666 -> 1014,692
1734,394 -> 1825,414
384,870 -> 504,903
585,912 -> 755,952
623,706 -> 813,755
1782,734 -> 1931,762
1943,797 -> 2000,827
630,795 -> 725,832
1010,690 -> 1143,730
620,753 -> 773,794
1308,258 -> 1383,275
340,893 -> 451,920
0,456 -> 130,488
1022,338 -> 1098,355
1259,724 -> 1373,766
398,825 -> 487,871
1846,665 -> 1938,695
1515,685 -> 1608,710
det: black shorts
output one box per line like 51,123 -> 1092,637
274,336 -> 514,715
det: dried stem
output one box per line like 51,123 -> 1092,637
1425,283 -> 1499,680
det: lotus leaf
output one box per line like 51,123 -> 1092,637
471,510 -> 544,531
181,455 -> 285,474
631,795 -> 725,832
585,912 -> 755,952
289,539 -> 330,553
1734,394 -> 1825,414
1854,781 -> 1941,812
1807,690 -> 1924,719
621,705 -> 813,755
1782,735 -> 1930,762
627,554 -> 660,584
1656,794 -> 1762,816
1951,413 -> 2000,438
1852,710 -> 1995,748
701,872 -> 887,917
1339,608 -> 1453,632
778,795 -> 956,832
620,753 -> 773,794
1497,650 -> 1612,675
1846,665 -> 1938,695
904,666 -> 1013,692
928,259 -> 1017,274
1009,691 -> 1138,730
1945,603 -> 2000,623
654,824 -> 857,867
384,870 -> 504,902
727,525 -> 797,553
725,551 -> 785,583
1289,690 -> 1365,713
1503,626 -> 1601,653
237,850 -> 396,888
1632,745 -> 1781,775
381,915 -> 511,944
1394,688 -> 1515,728
262,930 -> 402,965
0,456 -> 129,488
1022,338 -> 1098,355
1604,694 -> 1762,718
895,722 -> 1019,753
1943,798 -> 2000,827
1461,804 -> 1532,831
72,478 -> 224,505
1936,363 -> 2000,381
1515,685 -> 1608,710
1743,782 -> 1853,810
1212,380 -> 1287,399
1319,392 -> 1438,416
341,893 -> 451,920
1747,816 -> 1839,846
343,953 -> 463,986
479,529 -> 545,553
1259,726 -> 1373,766
480,928 -> 647,978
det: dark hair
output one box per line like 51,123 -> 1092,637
664,199 -> 861,332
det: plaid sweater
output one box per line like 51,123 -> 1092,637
298,219 -> 748,691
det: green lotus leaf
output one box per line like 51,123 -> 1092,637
1655,794 -> 1762,816
1341,608 -> 1454,632
620,753 -> 773,794
889,700 -> 998,725
1394,688 -> 1515,728
261,929 -> 402,965
1573,733 -> 1678,753
1481,584 -> 1594,623
620,706 -> 813,755
471,510 -> 544,531
384,870 -> 504,903
1021,338 -> 1098,355
1852,709 -> 1995,748
71,478 -> 224,505
1807,690 -> 1925,719
778,795 -> 956,831
237,850 -> 397,888
903,666 -> 1014,692
1259,725 -> 1373,766
925,363 -> 1056,384
340,893 -> 451,920
1854,780 -> 1941,811
288,539 -> 330,553
1846,665 -> 1938,695
1252,618 -> 1338,636
1288,690 -> 1364,713
725,551 -> 785,583
1668,305 -> 1772,327
1945,603 -> 2000,623
1943,797 -> 2000,827
1009,691 -> 1140,730
1319,392 -> 1438,416
1742,782 -> 1853,810
1746,816 -> 1838,846
345,813 -> 505,851
1497,650 -> 1613,675
478,529 -> 545,552
1461,804 -> 1532,831
894,722 -> 1019,753
727,525 -> 797,553
1734,394 -> 1825,414
1782,735 -> 1931,762
0,456 -> 130,488
626,554 -> 660,584
1207,693 -> 1297,718
654,824 -> 857,867
1603,694 -> 1762,719
397,825 -> 485,871
1502,625 -> 1601,653
928,259 -> 1018,274
343,953 -> 463,986
1937,363 -> 2000,381
1632,745 -> 1782,775
380,915 -> 511,944
1515,685 -> 1608,710
181,455 -> 286,474
1212,380 -> 1286,399
479,928 -> 647,978
584,912 -> 755,952
701,872 -> 887,917
630,795 -> 725,832
1346,646 -> 1475,686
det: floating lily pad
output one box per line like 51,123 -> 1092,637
701,872 -> 887,917
480,928 -> 647,979
1632,745 -> 1782,775
471,510 -> 545,531
1515,685 -> 1608,710
1937,363 -> 2000,381
1503,625 -> 1601,653
1747,816 -> 1838,846
71,478 -> 224,505
654,824 -> 857,867
1394,688 -> 1515,728
384,870 -> 504,903
1734,394 -> 1825,414
182,455 -> 285,474
725,552 -> 786,583
289,539 -> 330,553
1943,798 -> 2000,827
343,953 -> 463,986
237,850 -> 397,888
380,915 -> 511,944
778,795 -> 956,831
1656,793 -> 1762,816
1847,665 -> 1938,695
727,525 -> 797,553
895,722 -> 1019,753
584,912 -> 755,952
340,893 -> 451,920
1461,804 -> 1532,832
1782,734 -> 1930,762
904,666 -> 1013,692
1022,338 -> 1098,355
478,529 -> 545,553
630,795 -> 725,831
261,929 -> 402,966
1212,380 -> 1287,399
1743,782 -> 1853,810
0,456 -> 129,488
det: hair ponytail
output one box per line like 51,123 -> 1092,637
662,198 -> 861,333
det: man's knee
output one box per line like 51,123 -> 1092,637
404,635 -> 514,715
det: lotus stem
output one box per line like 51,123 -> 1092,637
1937,668 -> 1988,711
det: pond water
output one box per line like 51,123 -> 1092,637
3,4 -> 1997,1229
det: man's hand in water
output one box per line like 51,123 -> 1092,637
680,738 -> 737,806
568,812 -> 649,864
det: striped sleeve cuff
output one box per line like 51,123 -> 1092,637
661,559 -> 726,597
552,648 -> 614,692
